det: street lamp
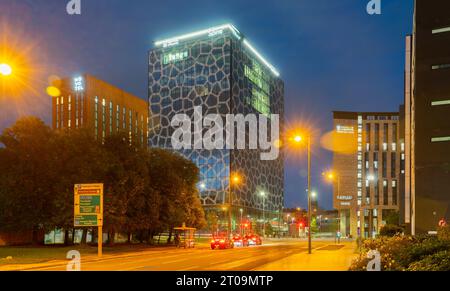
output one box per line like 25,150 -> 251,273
260,191 -> 266,237
228,172 -> 242,238
323,170 -> 342,243
0,63 -> 12,76
288,131 -> 313,254
239,208 -> 244,236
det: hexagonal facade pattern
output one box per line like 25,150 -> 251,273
148,26 -> 284,224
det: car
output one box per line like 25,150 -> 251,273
210,237 -> 234,250
232,235 -> 249,247
245,234 -> 262,246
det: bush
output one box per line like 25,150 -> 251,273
407,251 -> 450,271
349,235 -> 413,271
396,237 -> 450,268
438,226 -> 450,242
379,225 -> 404,237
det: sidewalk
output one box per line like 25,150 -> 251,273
254,242 -> 357,271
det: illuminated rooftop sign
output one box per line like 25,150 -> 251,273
154,24 -> 280,77
336,125 -> 355,134
73,76 -> 84,92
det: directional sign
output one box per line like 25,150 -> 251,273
74,184 -> 103,227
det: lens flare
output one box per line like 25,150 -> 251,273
46,86 -> 61,97
0,63 -> 12,76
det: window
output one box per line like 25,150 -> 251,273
68,96 -> 72,129
374,181 -> 379,205
60,97 -> 64,128
374,124 -> 379,151
75,96 -> 79,128
116,105 -> 120,132
431,136 -> 450,143
56,97 -> 59,129
94,97 -> 98,139
109,101 -> 113,134
392,180 -> 398,206
391,153 -> 396,178
431,100 -> 450,106
123,108 -> 126,130
432,64 -> 450,70
382,152 -> 387,178
432,26 -> 450,34
102,99 -> 106,140
383,180 -> 388,206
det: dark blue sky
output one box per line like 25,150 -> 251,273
0,0 -> 414,209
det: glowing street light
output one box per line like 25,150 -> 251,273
260,191 -> 266,237
0,63 -> 12,76
288,130 -> 313,254
323,170 -> 343,244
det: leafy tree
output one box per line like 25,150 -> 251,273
0,117 -> 58,244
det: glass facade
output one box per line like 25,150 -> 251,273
149,26 -> 284,223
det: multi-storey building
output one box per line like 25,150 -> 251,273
333,111 -> 404,238
148,24 -> 284,231
403,0 -> 450,235
52,74 -> 148,146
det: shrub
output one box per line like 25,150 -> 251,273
379,224 -> 404,237
396,237 -> 450,268
407,251 -> 450,271
349,235 -> 413,271
438,226 -> 450,242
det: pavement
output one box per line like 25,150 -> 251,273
0,239 -> 357,271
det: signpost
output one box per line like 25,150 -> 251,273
74,183 -> 103,257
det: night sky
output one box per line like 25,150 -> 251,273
0,0 -> 414,210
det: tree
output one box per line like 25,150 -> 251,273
0,117 -> 58,244
206,211 -> 219,235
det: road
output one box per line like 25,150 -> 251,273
26,240 -> 356,271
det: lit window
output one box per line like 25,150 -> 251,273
392,143 -> 397,151
432,64 -> 450,70
383,143 -> 388,151
432,26 -> 450,34
431,136 -> 450,142
431,100 -> 450,106
401,143 -> 405,152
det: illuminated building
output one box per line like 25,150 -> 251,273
404,0 -> 450,235
148,24 -> 284,230
332,111 -> 404,238
51,74 -> 148,146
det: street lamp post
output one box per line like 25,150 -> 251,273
307,135 -> 312,254
239,208 -> 243,236
260,191 -> 266,238
290,133 -> 313,254
324,171 -> 342,244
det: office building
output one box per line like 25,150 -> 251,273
333,111 -> 404,238
148,24 -> 285,231
52,74 -> 148,146
404,0 -> 450,234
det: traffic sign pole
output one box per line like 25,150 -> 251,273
98,226 -> 102,257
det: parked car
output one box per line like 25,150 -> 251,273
210,237 -> 234,250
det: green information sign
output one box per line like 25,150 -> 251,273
74,184 -> 103,227
79,195 -> 101,214
74,215 -> 99,226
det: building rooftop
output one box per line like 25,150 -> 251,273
154,24 -> 280,77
